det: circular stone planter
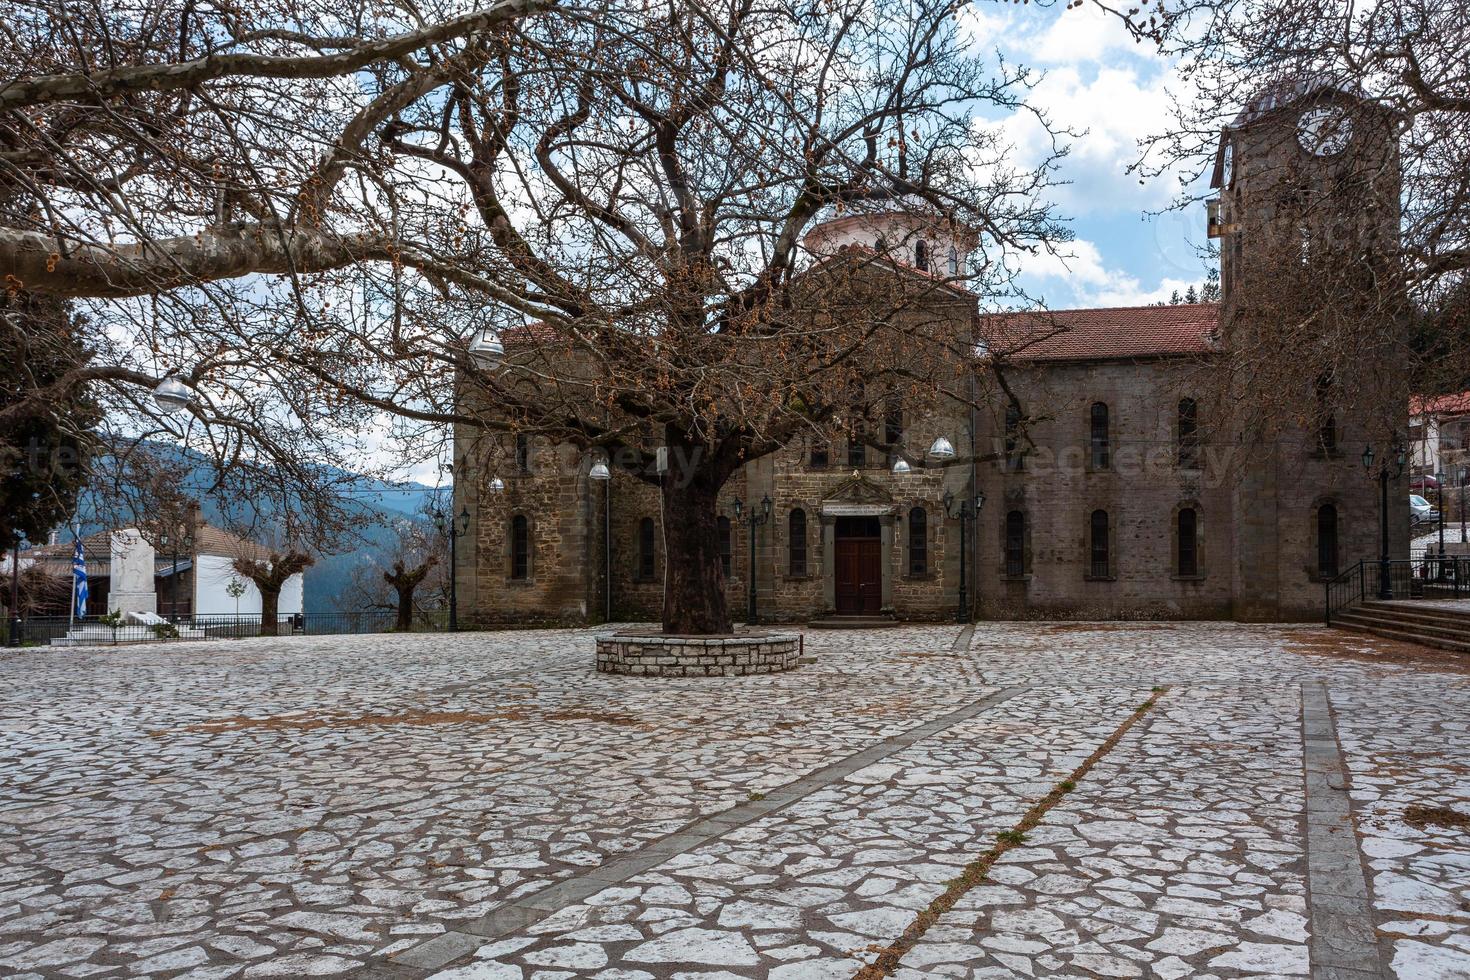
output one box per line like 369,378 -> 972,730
595,630 -> 802,677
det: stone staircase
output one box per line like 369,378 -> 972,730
1332,600 -> 1470,653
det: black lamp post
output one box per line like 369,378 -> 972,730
1460,466 -> 1468,545
436,505 -> 471,631
7,533 -> 21,648
1436,470 -> 1447,578
943,490 -> 985,623
732,495 -> 771,624
1362,443 -> 1406,600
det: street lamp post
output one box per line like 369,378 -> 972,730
1436,470 -> 1447,579
8,534 -> 21,648
1362,443 -> 1406,600
588,458 -> 612,622
436,506 -> 471,631
732,495 -> 771,625
943,490 -> 985,623
1461,466 -> 1468,545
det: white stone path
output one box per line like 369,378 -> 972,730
0,624 -> 1467,979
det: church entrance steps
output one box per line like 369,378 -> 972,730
1331,600 -> 1470,654
806,614 -> 899,629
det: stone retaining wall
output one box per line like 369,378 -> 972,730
595,632 -> 801,677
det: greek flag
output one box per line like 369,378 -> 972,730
72,536 -> 88,619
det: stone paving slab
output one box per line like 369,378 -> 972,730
0,623 -> 1467,979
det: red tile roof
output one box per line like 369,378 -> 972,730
975,303 -> 1220,363
1411,390 -> 1470,418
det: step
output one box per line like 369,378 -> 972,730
806,616 -> 900,630
1333,612 -> 1470,644
1355,603 -> 1470,633
1333,620 -> 1470,655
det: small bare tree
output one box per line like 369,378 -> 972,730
346,514 -> 447,629
232,549 -> 313,634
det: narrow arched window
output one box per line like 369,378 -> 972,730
637,517 -> 656,581
915,239 -> 929,272
948,245 -> 959,275
908,507 -> 928,575
847,425 -> 866,469
884,398 -> 903,447
1177,507 -> 1199,577
1317,504 -> 1339,578
1005,510 -> 1026,577
510,514 -> 530,580
1319,415 -> 1338,454
788,509 -> 807,577
1177,398 -> 1200,468
718,516 -> 732,579
1089,509 -> 1111,578
1089,402 -> 1110,470
1005,403 -> 1023,471
515,432 -> 531,473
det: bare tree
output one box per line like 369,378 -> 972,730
232,549 -> 313,633
5,0 -> 1067,634
346,514 -> 447,629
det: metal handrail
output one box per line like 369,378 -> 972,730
1325,557 -> 1466,624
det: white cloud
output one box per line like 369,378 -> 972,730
1015,237 -> 1203,309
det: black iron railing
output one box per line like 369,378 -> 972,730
1325,557 -> 1468,624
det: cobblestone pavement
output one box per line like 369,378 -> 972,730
0,623 -> 1467,979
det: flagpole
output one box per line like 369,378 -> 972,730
68,527 -> 77,635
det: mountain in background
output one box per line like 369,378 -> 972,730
72,441 -> 441,614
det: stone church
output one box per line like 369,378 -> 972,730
454,81 -> 1408,626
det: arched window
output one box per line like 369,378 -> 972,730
1089,509 -> 1111,578
1005,403 -> 1023,471
875,234 -> 887,253
510,514 -> 530,580
515,432 -> 531,473
810,441 -> 829,469
1177,398 -> 1200,468
847,425 -> 866,469
1315,374 -> 1337,453
1004,510 -> 1026,577
1177,507 -> 1199,577
1317,504 -> 1339,578
788,509 -> 808,577
637,517 -> 656,581
915,239 -> 929,272
948,245 -> 960,276
908,507 -> 928,575
883,398 -> 903,447
1319,415 -> 1338,454
1089,402 -> 1110,470
718,516 -> 732,579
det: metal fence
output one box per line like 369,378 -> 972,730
1325,557 -> 1470,624
5,610 -> 439,647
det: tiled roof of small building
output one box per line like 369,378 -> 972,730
974,303 -> 1220,363
1411,390 -> 1470,418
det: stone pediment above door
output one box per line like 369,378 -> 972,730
821,472 -> 895,516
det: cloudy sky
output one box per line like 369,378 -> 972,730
964,2 -> 1216,309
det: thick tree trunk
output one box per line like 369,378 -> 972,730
395,587 -> 414,630
660,473 -> 732,634
259,586 -> 280,636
